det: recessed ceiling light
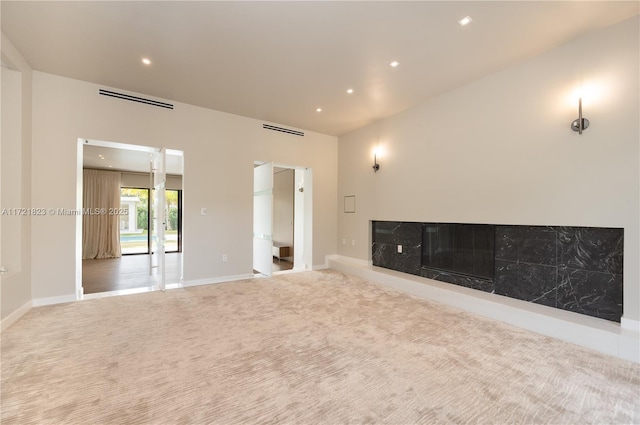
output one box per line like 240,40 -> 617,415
142,57 -> 152,65
458,16 -> 473,26
346,89 -> 354,94
390,61 -> 400,68
316,108 -> 323,112
108,165 -> 113,168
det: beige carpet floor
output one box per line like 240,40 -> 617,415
2,270 -> 639,424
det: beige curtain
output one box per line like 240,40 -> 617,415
82,169 -> 122,259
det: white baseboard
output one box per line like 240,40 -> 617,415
328,255 -> 640,364
32,294 -> 77,307
321,255 -> 370,270
621,317 -> 640,333
183,274 -> 254,288
330,254 -> 371,267
1,300 -> 32,332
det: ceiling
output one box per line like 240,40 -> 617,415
84,144 -> 183,175
2,1 -> 638,136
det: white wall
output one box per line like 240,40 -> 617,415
337,17 -> 640,321
1,34 -> 33,321
1,68 -> 22,271
31,72 -> 337,300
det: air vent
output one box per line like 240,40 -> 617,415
99,89 -> 174,110
263,124 -> 304,137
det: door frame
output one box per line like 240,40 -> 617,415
151,147 -> 166,291
75,138 -> 184,298
253,161 -> 312,275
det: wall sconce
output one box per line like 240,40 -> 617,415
571,97 -> 590,134
372,150 -> 380,172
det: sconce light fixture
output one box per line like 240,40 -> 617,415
372,150 -> 380,172
571,97 -> 590,134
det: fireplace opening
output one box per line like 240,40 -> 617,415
422,223 -> 495,280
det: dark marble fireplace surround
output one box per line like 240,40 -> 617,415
371,221 -> 624,322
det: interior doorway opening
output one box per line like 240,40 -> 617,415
253,162 -> 312,277
76,138 -> 184,298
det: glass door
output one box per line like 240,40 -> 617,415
150,148 -> 166,290
119,188 -> 181,255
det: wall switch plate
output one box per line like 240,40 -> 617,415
222,254 -> 228,262
201,207 -> 207,216
397,245 -> 403,253
342,238 -> 346,245
351,239 -> 356,246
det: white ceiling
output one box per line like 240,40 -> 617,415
2,1 -> 638,136
84,144 -> 183,175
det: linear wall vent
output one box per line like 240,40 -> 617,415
99,89 -> 174,110
263,124 -> 304,137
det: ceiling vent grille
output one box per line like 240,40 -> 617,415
263,124 -> 304,137
99,89 -> 174,110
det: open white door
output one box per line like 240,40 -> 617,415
253,162 -> 273,276
150,148 -> 166,290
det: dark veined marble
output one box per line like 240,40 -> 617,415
557,267 -> 623,322
494,225 -> 623,321
372,222 -> 422,276
372,221 -> 624,322
371,221 -> 396,244
495,226 -> 556,266
494,260 -> 557,308
557,227 -> 623,275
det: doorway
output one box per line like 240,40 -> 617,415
76,139 -> 184,297
253,162 -> 312,276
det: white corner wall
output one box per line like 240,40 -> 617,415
1,33 -> 33,323
337,17 -> 640,322
31,72 -> 337,300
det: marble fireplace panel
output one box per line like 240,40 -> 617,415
372,221 -> 624,322
371,221 -> 422,276
556,227 -> 623,275
494,259 -> 557,308
494,225 -> 623,321
495,226 -> 556,266
557,267 -> 623,322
